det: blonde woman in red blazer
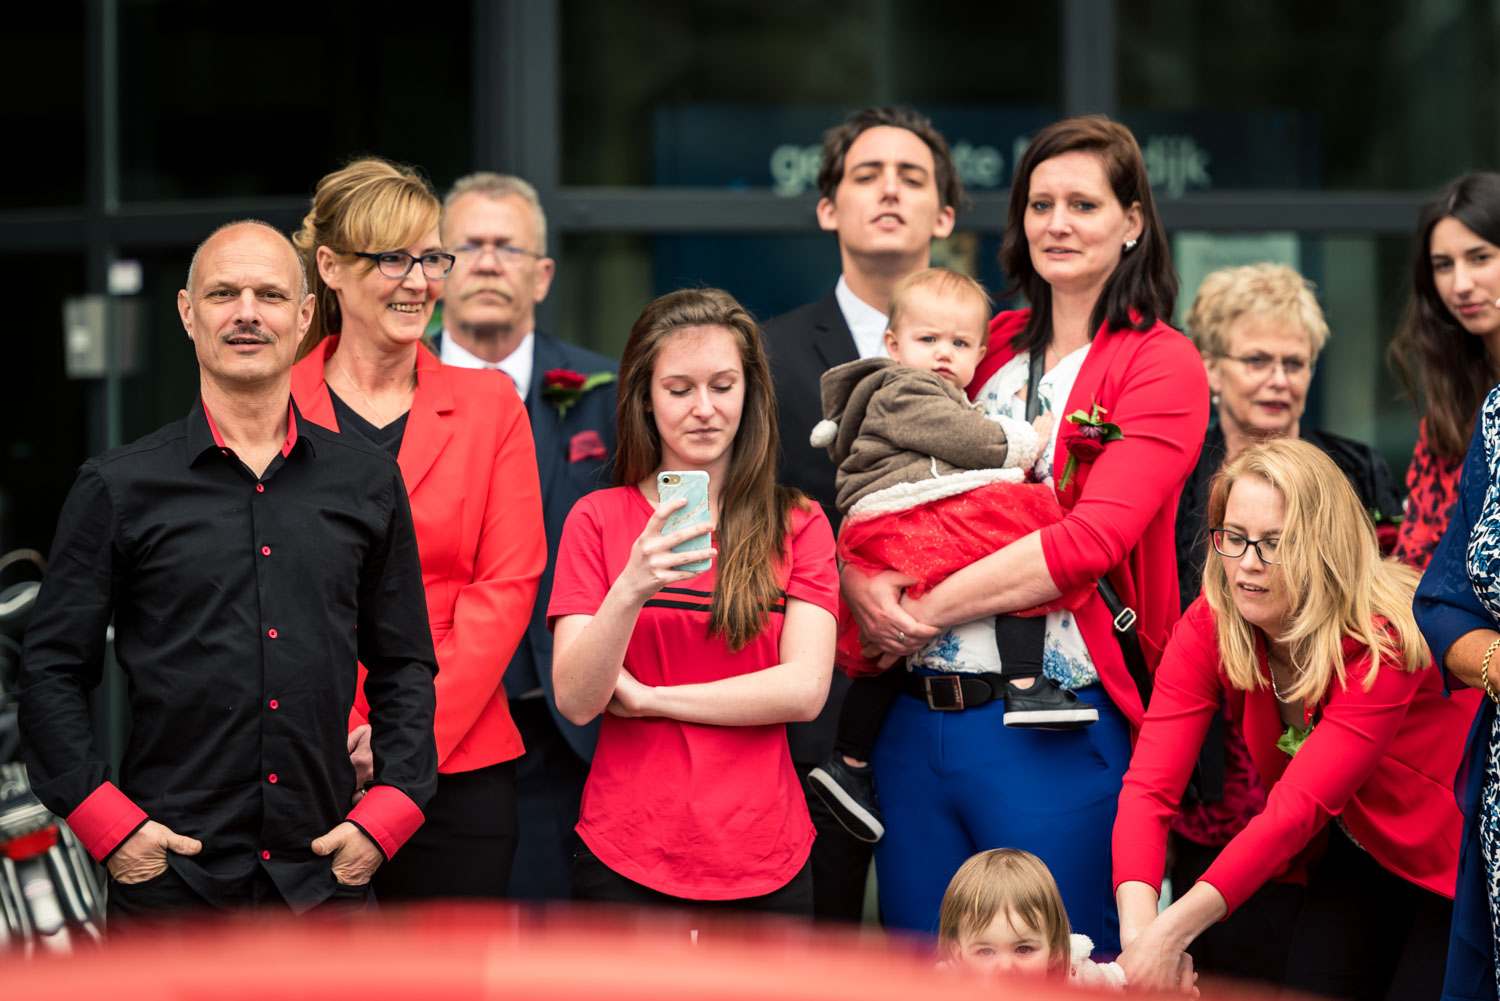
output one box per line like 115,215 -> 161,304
842,117 -> 1207,945
289,158 -> 545,900
1113,438 -> 1475,998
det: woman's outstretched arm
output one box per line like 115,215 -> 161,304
1116,881 -> 1226,991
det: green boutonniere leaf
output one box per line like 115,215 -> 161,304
1276,723 -> 1313,757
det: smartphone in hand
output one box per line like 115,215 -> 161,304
658,470 -> 711,573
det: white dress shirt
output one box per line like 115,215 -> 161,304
834,274 -> 891,361
439,329 -> 535,397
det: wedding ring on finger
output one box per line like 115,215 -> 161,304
897,630 -> 906,643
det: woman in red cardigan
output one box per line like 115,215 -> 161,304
842,116 -> 1208,944
289,158 -> 546,900
1113,438 -> 1475,998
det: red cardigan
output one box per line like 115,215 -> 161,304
970,310 -> 1209,726
1113,598 -> 1477,913
292,337 -> 546,773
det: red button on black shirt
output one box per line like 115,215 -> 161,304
261,546 -> 271,556
267,628 -> 278,639
19,399 -> 439,915
268,773 -> 278,784
268,699 -> 278,710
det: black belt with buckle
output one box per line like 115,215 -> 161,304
902,673 -> 1006,711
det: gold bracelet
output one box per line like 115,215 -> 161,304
1482,638 -> 1500,705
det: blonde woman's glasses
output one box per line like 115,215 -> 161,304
1211,528 -> 1281,564
342,250 -> 456,280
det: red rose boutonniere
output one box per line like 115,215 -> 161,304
542,368 -> 616,421
1058,402 -> 1123,489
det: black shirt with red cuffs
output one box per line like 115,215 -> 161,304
18,397 -> 438,914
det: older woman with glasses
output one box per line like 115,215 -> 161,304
1179,263 -> 1402,597
289,157 -> 546,900
1168,262 -> 1404,983
1115,438 -> 1473,999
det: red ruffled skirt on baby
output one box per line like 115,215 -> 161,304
835,479 -> 1090,677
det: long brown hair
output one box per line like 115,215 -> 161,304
1203,438 -> 1428,704
1000,115 -> 1177,355
1388,172 -> 1500,457
291,156 -> 440,359
614,288 -> 807,651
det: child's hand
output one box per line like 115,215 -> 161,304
1031,412 -> 1054,441
1176,952 -> 1200,997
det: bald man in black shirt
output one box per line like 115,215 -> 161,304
20,221 -> 438,925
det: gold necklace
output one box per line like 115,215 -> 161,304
1269,667 -> 1287,702
333,352 -> 415,427
1267,650 -> 1298,705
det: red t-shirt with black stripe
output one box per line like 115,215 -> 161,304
549,486 -> 838,899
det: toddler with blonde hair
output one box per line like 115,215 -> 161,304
939,849 -> 1155,991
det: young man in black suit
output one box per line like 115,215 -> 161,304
762,107 -> 964,922
436,173 -> 618,899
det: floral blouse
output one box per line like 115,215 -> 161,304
913,345 -> 1099,689
1393,417 -> 1464,572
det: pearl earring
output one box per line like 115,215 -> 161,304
1124,238 -> 1139,252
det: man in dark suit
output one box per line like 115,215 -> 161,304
762,107 -> 963,921
436,173 -> 617,899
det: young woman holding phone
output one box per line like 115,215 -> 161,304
548,288 -> 838,914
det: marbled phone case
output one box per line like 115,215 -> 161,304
658,470 -> 711,573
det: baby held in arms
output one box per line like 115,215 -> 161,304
807,268 -> 1094,844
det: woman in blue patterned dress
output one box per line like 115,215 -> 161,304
1414,384 -> 1500,1000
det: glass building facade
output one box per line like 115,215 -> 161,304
4,0 -> 1498,556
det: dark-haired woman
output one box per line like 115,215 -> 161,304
841,116 -> 1208,943
548,289 -> 837,912
1390,172 -> 1500,571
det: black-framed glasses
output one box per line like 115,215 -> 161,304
342,250 -> 456,280
451,242 -> 544,263
1216,353 -> 1311,378
1211,528 -> 1282,564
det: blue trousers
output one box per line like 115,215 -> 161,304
870,682 -> 1131,949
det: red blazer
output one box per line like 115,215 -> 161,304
969,310 -> 1209,726
292,337 -> 546,773
1113,598 -> 1476,913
